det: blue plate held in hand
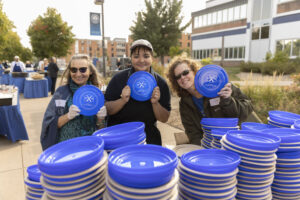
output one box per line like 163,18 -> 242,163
127,71 -> 157,101
194,65 -> 228,98
73,85 -> 104,116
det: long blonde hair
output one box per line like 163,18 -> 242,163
60,54 -> 102,87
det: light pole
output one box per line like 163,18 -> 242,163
94,0 -> 106,77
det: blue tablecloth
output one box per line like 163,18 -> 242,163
0,74 -> 12,85
45,76 -> 52,92
0,105 -> 29,142
24,78 -> 48,98
11,77 -> 25,93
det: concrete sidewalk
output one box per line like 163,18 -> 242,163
0,94 -> 180,200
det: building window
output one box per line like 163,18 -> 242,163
207,13 -> 212,26
276,39 -> 300,57
203,14 -> 207,26
217,10 -> 222,24
234,6 -> 240,20
187,43 -> 190,47
225,48 -> 229,59
261,26 -> 269,39
292,39 -> 300,57
276,41 -> 284,52
212,12 -> 217,24
223,9 -> 228,23
252,27 -> 260,40
198,16 -> 202,27
240,4 -> 247,19
228,8 -> 234,21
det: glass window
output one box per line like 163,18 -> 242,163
252,27 -> 260,40
284,40 -> 292,56
188,43 -> 190,47
212,12 -> 217,24
229,48 -> 233,58
238,47 -> 243,58
194,17 -> 199,28
218,49 -> 222,57
228,8 -> 234,21
207,49 -> 210,58
261,26 -> 269,39
234,47 -> 238,58
199,16 -> 203,27
200,50 -> 202,59
225,48 -> 229,59
207,13 -> 212,25
217,10 -> 222,24
203,14 -> 207,26
240,4 -> 247,19
222,9 -> 228,23
276,40 -> 284,52
292,39 -> 300,57
203,49 -> 207,58
234,6 -> 240,20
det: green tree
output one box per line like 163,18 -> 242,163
27,8 -> 75,58
0,1 -> 13,53
130,0 -> 190,64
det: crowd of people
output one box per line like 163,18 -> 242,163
39,39 -> 260,150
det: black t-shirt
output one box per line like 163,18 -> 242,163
105,67 -> 171,145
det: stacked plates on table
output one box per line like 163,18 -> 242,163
200,118 -> 239,149
25,164 -> 44,200
38,136 -> 107,200
211,129 -> 229,149
268,110 -> 300,128
264,128 -> 300,199
241,122 -> 274,132
178,149 -> 240,200
104,144 -> 178,200
221,130 -> 281,200
172,144 -> 202,158
93,122 -> 146,153
292,119 -> 300,129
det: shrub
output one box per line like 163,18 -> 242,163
240,62 -> 262,73
201,57 -> 212,65
272,51 -> 289,63
261,61 -> 296,75
152,61 -> 165,78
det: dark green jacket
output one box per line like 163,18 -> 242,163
179,84 -> 261,145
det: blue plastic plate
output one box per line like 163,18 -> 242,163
108,144 -> 178,188
263,128 -> 300,143
73,85 -> 104,116
226,130 -> 281,151
241,122 -> 273,131
294,120 -> 300,129
194,65 -> 228,98
181,149 -> 240,174
38,136 -> 104,175
268,110 -> 300,125
127,71 -> 157,101
27,164 -> 41,182
201,118 -> 238,127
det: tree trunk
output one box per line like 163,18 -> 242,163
160,56 -> 164,66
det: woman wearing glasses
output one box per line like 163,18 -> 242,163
166,54 -> 259,145
40,54 -> 107,150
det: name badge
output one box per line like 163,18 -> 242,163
209,97 -> 220,107
55,100 -> 66,107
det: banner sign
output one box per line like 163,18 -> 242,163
90,12 -> 101,36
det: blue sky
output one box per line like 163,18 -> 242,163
2,0 -> 205,48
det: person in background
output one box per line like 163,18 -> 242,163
41,58 -> 49,71
116,58 -> 121,70
166,54 -> 261,145
40,54 -> 107,150
47,57 -> 59,95
105,39 -> 171,145
2,60 -> 9,69
25,61 -> 32,68
10,56 -> 25,72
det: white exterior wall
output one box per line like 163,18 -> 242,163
192,37 -> 222,49
224,34 -> 247,47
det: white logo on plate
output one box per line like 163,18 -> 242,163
84,95 -> 94,103
137,81 -> 145,88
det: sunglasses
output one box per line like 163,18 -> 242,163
70,67 -> 88,73
174,69 -> 190,80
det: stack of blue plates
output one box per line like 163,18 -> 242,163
178,149 -> 240,199
292,119 -> 300,129
241,122 -> 274,132
268,110 -> 300,128
221,130 -> 281,199
264,128 -> 300,199
38,136 -> 107,200
200,118 -> 239,149
24,164 -> 44,200
93,122 -> 146,152
211,129 -> 229,149
105,144 -> 178,199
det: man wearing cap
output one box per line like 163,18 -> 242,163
10,56 -> 25,72
105,39 -> 171,145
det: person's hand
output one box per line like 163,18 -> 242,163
67,105 -> 80,120
218,83 -> 232,99
97,106 -> 107,119
151,86 -> 161,104
120,85 -> 131,103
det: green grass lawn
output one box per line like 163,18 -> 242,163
223,66 -> 241,81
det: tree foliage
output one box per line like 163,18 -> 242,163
169,45 -> 190,58
130,0 -> 190,64
27,8 -> 75,59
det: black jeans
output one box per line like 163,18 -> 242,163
50,77 -> 57,95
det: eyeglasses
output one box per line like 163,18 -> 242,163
70,67 -> 88,73
174,69 -> 190,80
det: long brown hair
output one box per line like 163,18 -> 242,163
166,54 -> 201,97
60,54 -> 102,87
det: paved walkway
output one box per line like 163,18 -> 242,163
0,93 -> 180,200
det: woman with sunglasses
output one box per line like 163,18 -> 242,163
40,54 -> 107,150
167,54 -> 260,145
105,39 -> 171,145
